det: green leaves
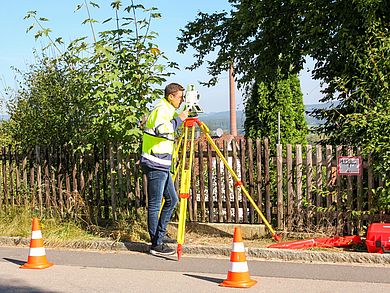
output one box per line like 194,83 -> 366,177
6,1 -> 175,154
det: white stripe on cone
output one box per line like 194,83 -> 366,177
29,247 -> 46,257
229,261 -> 249,273
31,230 -> 42,239
232,242 -> 245,252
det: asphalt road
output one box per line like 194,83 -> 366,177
1,246 -> 390,292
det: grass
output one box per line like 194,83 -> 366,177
0,207 -> 150,245
1,207 -> 360,253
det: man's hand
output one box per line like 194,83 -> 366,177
178,109 -> 190,121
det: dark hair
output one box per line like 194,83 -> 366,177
164,83 -> 184,98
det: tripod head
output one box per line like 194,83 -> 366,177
183,84 -> 203,117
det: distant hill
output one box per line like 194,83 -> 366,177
198,103 -> 332,134
198,111 -> 246,135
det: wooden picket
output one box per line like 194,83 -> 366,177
0,139 -> 388,233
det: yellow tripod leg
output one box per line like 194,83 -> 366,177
197,120 -> 280,241
158,131 -> 185,218
176,120 -> 196,260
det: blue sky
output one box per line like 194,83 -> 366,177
0,0 -> 322,114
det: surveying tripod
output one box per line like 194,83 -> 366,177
169,117 -> 280,260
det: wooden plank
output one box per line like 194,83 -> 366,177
286,144 -> 293,229
346,147 -> 354,234
191,141 -> 198,222
87,154 -> 94,221
306,145 -> 313,224
29,150 -> 36,209
315,145 -> 323,223
64,146 -> 72,214
50,147 -> 57,213
2,146 -> 8,207
109,143 -> 117,221
215,141 -> 223,222
346,147 -> 354,211
22,154 -> 28,207
102,144 -> 109,219
231,138 -> 240,223
8,145 -> 14,207
367,154 -> 374,210
296,144 -> 303,227
255,139 -> 263,224
276,144 -> 283,229
188,141 -> 199,222
94,145 -> 101,220
356,147 -> 363,211
240,139 -> 248,223
198,141 -> 206,222
15,148 -> 21,206
264,138 -> 271,222
325,145 -> 333,207
207,141 -> 214,222
134,155 -> 141,208
80,151 -> 87,218
44,147 -> 51,210
247,138 -> 255,224
36,146 -> 43,216
223,140 -> 231,222
142,171 -> 147,207
117,144 -> 123,206
125,155 -> 132,209
72,149 -> 79,217
57,147 -> 64,217
79,153 -> 85,196
336,145 -> 343,234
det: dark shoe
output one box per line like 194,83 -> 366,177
150,244 -> 176,256
162,235 -> 177,244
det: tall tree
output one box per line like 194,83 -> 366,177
177,0 -> 308,145
179,0 -> 390,209
245,74 -> 307,146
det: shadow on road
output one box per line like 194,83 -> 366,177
0,278 -> 58,293
123,241 -> 150,253
3,257 -> 25,266
183,273 -> 224,284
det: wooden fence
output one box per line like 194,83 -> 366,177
0,139 -> 387,233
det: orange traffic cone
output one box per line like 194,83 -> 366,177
20,218 -> 53,269
219,226 -> 257,288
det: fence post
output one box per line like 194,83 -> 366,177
2,146 -> 8,208
223,140 -> 231,222
316,145 -> 323,224
306,145 -> 313,225
207,141 -> 214,223
286,144 -> 293,229
264,138 -> 271,222
109,143 -> 117,221
296,144 -> 303,227
276,143 -> 283,230
247,138 -> 255,224
36,146 -> 42,216
240,139 -> 248,223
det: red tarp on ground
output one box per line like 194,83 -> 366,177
268,235 -> 362,249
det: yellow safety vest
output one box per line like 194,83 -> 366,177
140,98 -> 182,170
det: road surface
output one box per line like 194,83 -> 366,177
1,246 -> 389,292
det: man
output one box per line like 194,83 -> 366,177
140,83 -> 189,256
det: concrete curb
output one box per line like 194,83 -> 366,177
1,236 -> 389,265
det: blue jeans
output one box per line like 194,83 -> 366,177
144,167 -> 178,246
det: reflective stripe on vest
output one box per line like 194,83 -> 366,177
141,152 -> 171,166
144,127 -> 174,141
